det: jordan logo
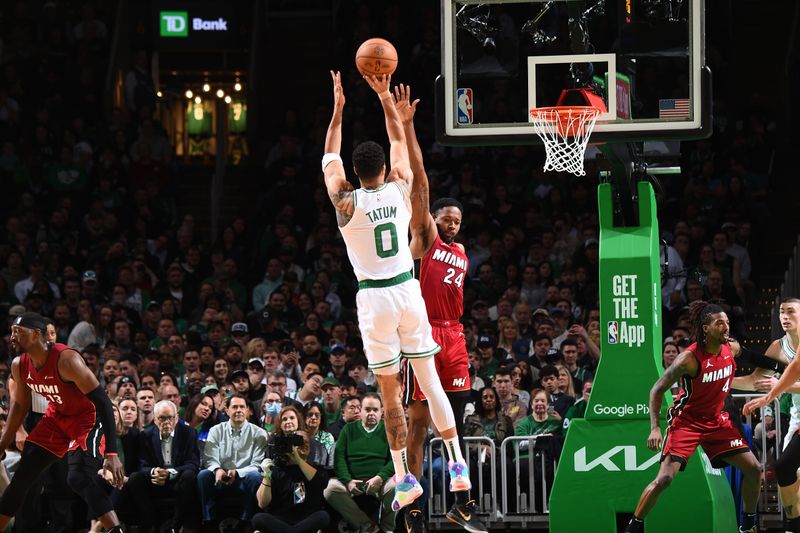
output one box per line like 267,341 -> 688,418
705,360 -> 713,369
27,371 -> 32,380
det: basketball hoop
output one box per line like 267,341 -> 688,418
530,106 -> 601,176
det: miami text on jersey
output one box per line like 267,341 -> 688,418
700,364 -> 733,383
431,248 -> 467,270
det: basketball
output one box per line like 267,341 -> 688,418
355,38 -> 398,77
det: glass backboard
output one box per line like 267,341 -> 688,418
436,0 -> 711,145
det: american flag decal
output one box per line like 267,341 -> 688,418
659,98 -> 690,119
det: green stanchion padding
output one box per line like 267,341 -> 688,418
549,182 -> 737,532
550,419 -> 737,533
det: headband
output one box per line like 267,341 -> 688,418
13,313 -> 48,334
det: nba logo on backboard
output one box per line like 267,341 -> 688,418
456,88 -> 473,124
608,321 -> 619,344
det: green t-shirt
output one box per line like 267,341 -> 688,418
514,415 -> 562,461
563,398 -> 587,431
323,403 -> 341,428
483,419 -> 498,440
478,358 -> 499,382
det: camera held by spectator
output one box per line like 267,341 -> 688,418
267,432 -> 304,467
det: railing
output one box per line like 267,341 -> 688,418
426,436 -> 500,528
500,436 -> 558,529
732,393 -> 784,527
425,435 -> 556,530
774,235 -> 800,337
424,399 -> 780,530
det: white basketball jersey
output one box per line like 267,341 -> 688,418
339,181 -> 413,281
782,335 -> 800,424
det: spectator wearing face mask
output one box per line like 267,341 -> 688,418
262,391 -> 283,432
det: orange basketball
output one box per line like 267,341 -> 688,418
355,38 -> 398,77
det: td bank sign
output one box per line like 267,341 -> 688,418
160,11 -> 229,37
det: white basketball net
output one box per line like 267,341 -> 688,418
530,107 -> 601,176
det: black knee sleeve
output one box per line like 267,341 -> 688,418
775,455 -> 800,487
66,466 -> 114,517
0,443 -> 58,517
446,391 -> 470,449
775,433 -> 800,487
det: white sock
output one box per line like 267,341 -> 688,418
391,448 -> 409,478
443,436 -> 465,465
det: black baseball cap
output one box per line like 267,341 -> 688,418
477,335 -> 494,348
259,308 -> 273,323
231,369 -> 249,382
280,340 -> 294,353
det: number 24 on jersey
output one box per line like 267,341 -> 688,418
443,268 -> 464,288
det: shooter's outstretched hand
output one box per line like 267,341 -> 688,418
364,74 -> 392,98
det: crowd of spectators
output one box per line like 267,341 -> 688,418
0,0 -> 780,531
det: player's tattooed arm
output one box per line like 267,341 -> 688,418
329,183 -> 355,227
649,350 -> 698,430
323,70 -> 355,227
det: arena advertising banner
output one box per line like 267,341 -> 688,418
551,419 -> 737,532
550,183 -> 738,532
155,2 -> 249,50
588,181 -> 664,421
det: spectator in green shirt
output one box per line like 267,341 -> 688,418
563,380 -> 593,432
509,388 -> 563,513
324,392 -> 397,533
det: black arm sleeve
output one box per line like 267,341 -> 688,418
739,347 -> 788,373
86,385 -> 118,454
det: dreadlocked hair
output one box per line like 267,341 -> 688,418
689,300 -> 724,346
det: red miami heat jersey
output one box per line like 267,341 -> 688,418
667,341 -> 735,428
20,343 -> 95,419
420,234 -> 468,321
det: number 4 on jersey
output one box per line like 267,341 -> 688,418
443,268 -> 464,288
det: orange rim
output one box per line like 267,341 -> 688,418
530,106 -> 601,137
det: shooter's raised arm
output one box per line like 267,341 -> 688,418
322,71 -> 354,225
363,74 -> 412,183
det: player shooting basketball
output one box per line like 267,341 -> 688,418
625,302 -> 762,533
322,70 -> 471,513
392,83 -> 488,533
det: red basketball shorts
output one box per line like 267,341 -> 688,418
661,415 -> 750,470
26,411 -> 106,458
403,320 -> 470,403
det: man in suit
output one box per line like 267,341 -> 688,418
125,399 -> 200,532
